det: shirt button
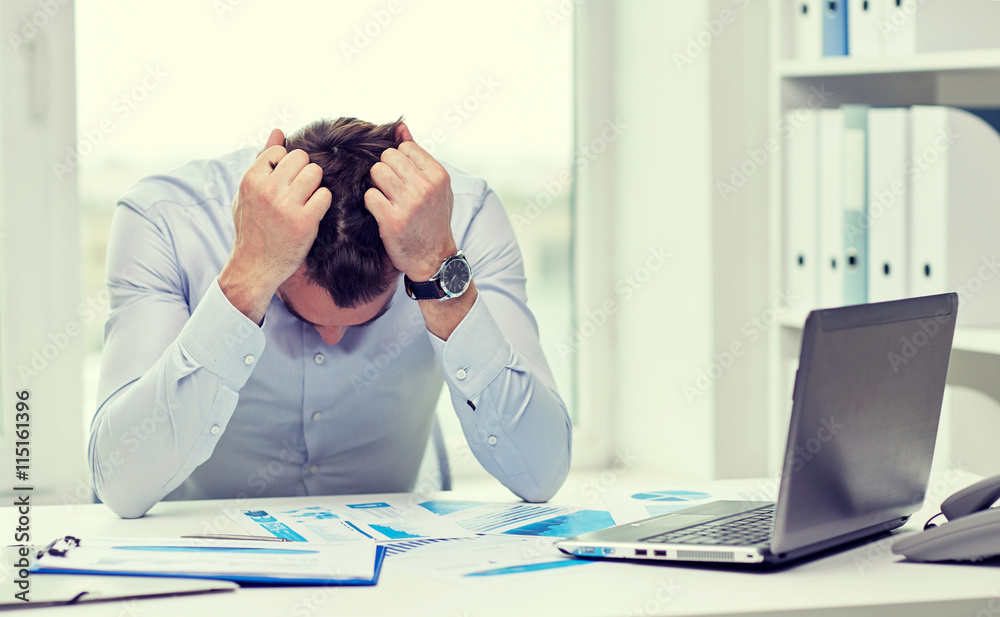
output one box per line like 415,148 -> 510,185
309,465 -> 319,474
314,353 -> 325,364
312,411 -> 322,421
487,435 -> 498,446
210,425 -> 220,435
243,354 -> 255,365
456,368 -> 468,380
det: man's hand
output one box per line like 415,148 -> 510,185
366,123 -> 476,341
364,123 -> 458,281
219,129 -> 332,324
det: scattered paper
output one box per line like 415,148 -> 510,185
417,500 -> 615,538
386,535 -> 591,584
602,482 -> 778,524
225,499 -> 475,543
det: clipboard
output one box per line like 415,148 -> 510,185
28,536 -> 387,586
0,573 -> 237,611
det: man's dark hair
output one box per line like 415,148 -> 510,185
285,116 -> 403,308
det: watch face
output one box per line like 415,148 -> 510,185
440,256 -> 471,296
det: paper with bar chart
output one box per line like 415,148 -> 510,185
385,535 -> 594,584
225,500 -> 475,543
417,500 -> 615,538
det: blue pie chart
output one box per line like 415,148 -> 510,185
630,490 -> 712,503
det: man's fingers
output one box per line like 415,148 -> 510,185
364,186 -> 393,220
288,163 -> 324,205
271,149 -> 311,186
303,186 -> 333,222
370,161 -> 407,202
379,148 -> 421,183
397,139 -> 439,173
395,122 -> 414,143
252,144 -> 288,172
257,128 -> 285,157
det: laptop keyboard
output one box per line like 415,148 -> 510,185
640,504 -> 775,546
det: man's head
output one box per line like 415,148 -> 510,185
277,117 -> 403,343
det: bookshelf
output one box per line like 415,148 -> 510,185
765,0 -> 1000,474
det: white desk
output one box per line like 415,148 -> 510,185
3,471 -> 999,617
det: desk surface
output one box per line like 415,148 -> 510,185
3,471 -> 998,617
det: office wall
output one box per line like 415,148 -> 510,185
708,0 -> 772,478
0,0 -> 85,505
609,0 -> 716,481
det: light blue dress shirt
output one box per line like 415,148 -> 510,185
89,147 -> 571,518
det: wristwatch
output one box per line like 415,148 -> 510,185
405,251 -> 473,301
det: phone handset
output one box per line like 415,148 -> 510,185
892,473 -> 1000,562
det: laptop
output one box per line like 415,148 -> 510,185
556,293 -> 958,566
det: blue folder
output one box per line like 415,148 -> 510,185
30,536 -> 387,586
822,0 -> 849,56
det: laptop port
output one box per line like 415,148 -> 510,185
635,549 -> 648,556
654,550 -> 667,557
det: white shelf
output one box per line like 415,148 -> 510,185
780,48 -> 1000,78
779,312 -> 1000,356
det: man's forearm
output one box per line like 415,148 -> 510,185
218,257 -> 277,325
418,281 -> 478,341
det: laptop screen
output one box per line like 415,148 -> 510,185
770,293 -> 957,556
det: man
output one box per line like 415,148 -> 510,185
89,117 -> 571,518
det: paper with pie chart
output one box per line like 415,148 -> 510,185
602,483 -> 777,524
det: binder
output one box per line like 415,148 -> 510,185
0,574 -> 236,610
793,0 -> 823,60
30,536 -> 387,586
822,0 -> 849,57
866,107 -> 910,303
818,108 -> 845,308
842,105 -> 869,306
909,106 -> 1000,327
848,0 -> 884,57
883,0 -> 917,56
785,108 -> 820,311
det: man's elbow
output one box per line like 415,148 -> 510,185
89,452 -> 153,519
517,441 -> 572,503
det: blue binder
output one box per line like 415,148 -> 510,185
822,0 -> 849,56
30,536 -> 387,586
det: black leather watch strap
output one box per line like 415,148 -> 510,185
404,275 -> 444,300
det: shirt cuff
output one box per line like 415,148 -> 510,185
428,294 -> 512,399
176,277 -> 266,386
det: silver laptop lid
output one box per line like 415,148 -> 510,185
770,293 -> 958,555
